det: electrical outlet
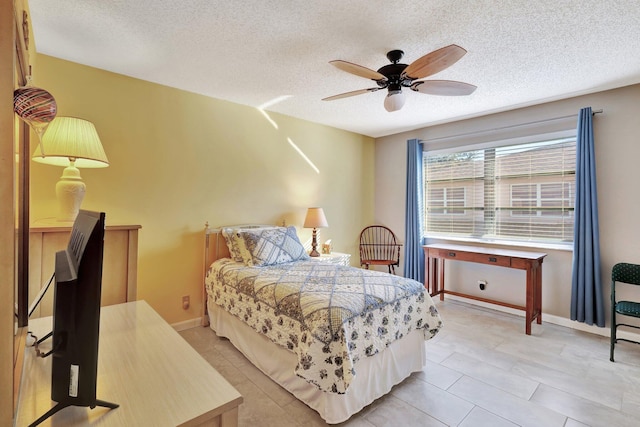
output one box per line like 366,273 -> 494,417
478,280 -> 487,291
182,295 -> 190,310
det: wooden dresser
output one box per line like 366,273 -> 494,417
29,222 -> 141,318
16,301 -> 243,426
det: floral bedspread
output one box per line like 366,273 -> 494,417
205,259 -> 442,394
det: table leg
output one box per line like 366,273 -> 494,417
525,265 -> 533,335
438,258 -> 445,301
424,252 -> 430,292
220,406 -> 239,427
535,262 -> 542,324
427,256 -> 438,297
424,254 -> 444,299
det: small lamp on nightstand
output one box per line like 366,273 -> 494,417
304,207 -> 328,257
32,116 -> 109,222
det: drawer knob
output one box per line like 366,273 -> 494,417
448,252 -> 456,257
489,257 -> 497,262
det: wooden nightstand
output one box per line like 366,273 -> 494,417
309,252 -> 351,266
29,222 -> 141,318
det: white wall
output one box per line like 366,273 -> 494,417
375,84 -> 640,327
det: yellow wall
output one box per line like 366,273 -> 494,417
31,54 -> 375,324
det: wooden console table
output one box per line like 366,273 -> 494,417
423,243 -> 547,335
15,301 -> 242,426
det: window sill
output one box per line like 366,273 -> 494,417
424,235 -> 573,252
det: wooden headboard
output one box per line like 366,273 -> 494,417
202,223 -> 274,325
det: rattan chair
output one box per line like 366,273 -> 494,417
359,225 -> 402,274
610,262 -> 640,362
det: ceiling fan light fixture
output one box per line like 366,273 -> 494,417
384,90 -> 406,112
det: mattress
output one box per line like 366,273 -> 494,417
205,258 -> 442,394
208,298 -> 427,424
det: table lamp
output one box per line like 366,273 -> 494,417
32,116 -> 109,222
303,207 -> 328,257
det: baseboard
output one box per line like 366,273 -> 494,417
171,317 -> 203,332
440,294 -> 640,342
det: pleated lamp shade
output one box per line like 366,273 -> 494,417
32,116 -> 109,168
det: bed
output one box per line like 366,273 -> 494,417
202,224 -> 442,424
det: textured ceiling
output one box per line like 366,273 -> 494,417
28,0 -> 640,138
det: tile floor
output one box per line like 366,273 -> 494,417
179,300 -> 640,426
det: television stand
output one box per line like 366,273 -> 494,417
16,301 -> 242,426
29,399 -> 118,427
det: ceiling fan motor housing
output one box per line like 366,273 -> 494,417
377,63 -> 411,90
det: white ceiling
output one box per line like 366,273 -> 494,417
28,0 -> 640,138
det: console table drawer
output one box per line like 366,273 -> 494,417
432,249 -> 511,267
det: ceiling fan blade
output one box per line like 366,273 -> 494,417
402,44 -> 467,80
329,60 -> 388,82
322,87 -> 381,101
411,80 -> 477,96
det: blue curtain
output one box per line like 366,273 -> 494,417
404,139 -> 424,283
571,107 -> 605,327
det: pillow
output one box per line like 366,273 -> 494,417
221,225 -> 288,263
238,226 -> 309,266
221,227 -> 245,262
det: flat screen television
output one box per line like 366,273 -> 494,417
30,210 -> 118,426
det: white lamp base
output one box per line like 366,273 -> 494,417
55,165 -> 86,222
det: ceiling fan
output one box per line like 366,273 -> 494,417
323,44 -> 476,112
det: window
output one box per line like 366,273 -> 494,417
428,187 -> 466,215
424,136 -> 576,245
510,183 -> 573,217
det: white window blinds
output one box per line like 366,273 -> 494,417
424,136 -> 576,245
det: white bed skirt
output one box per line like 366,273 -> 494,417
207,297 -> 426,424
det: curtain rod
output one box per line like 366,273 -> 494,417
423,109 -> 603,144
